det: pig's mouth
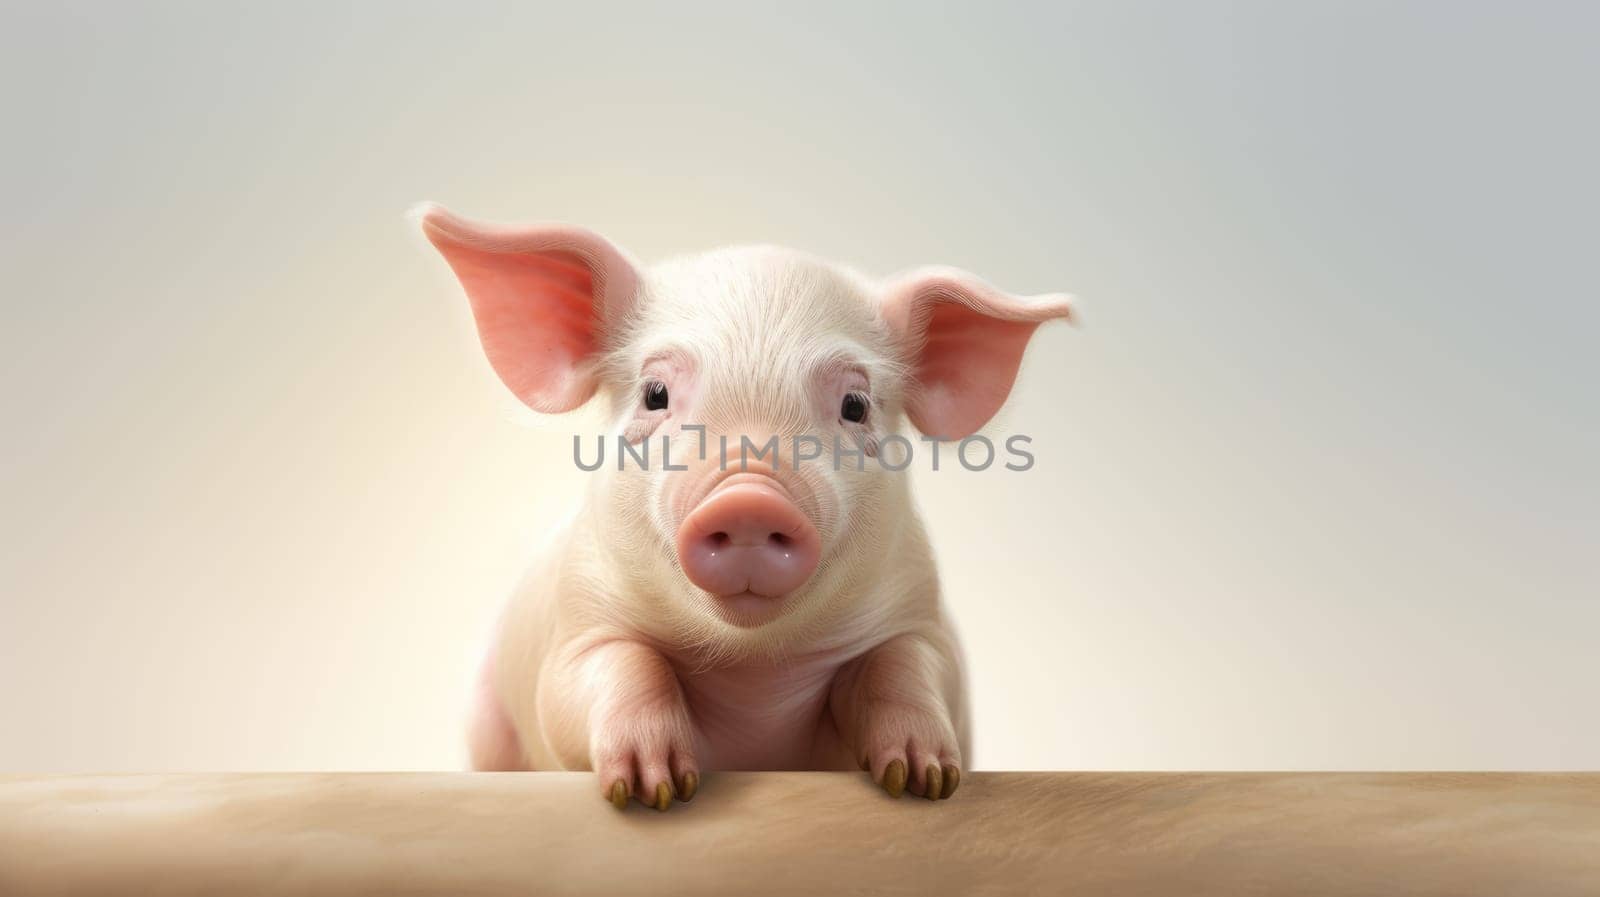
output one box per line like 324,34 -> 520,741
674,471 -> 822,628
711,590 -> 793,629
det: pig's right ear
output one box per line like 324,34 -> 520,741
415,203 -> 640,413
882,268 -> 1075,439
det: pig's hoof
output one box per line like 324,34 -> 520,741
859,705 -> 962,801
592,714 -> 700,811
870,760 -> 960,800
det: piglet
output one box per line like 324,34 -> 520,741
418,204 -> 1073,809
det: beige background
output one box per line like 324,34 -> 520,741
1,3 -> 1594,772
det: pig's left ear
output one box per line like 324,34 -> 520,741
882,268 -> 1075,438
416,203 -> 639,413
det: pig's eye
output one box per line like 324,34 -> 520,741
643,380 -> 670,411
840,392 -> 869,424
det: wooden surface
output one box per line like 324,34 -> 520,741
2,772 -> 1597,896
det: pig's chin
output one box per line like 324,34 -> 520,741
705,589 -> 793,629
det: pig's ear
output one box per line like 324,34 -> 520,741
416,203 -> 640,413
882,268 -> 1074,438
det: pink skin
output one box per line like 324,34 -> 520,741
420,204 -> 1073,809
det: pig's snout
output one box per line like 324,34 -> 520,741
675,475 -> 820,601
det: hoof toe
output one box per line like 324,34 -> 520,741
940,765 -> 960,799
881,759 -> 907,798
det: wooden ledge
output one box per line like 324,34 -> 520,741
2,772 -> 1596,895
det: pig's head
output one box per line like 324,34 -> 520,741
419,204 -> 1072,649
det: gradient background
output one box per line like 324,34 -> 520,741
2,2 -> 1595,772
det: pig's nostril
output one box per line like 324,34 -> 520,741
709,532 -> 732,550
768,532 -> 792,548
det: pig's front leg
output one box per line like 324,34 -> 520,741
830,632 -> 965,801
538,636 -> 699,811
